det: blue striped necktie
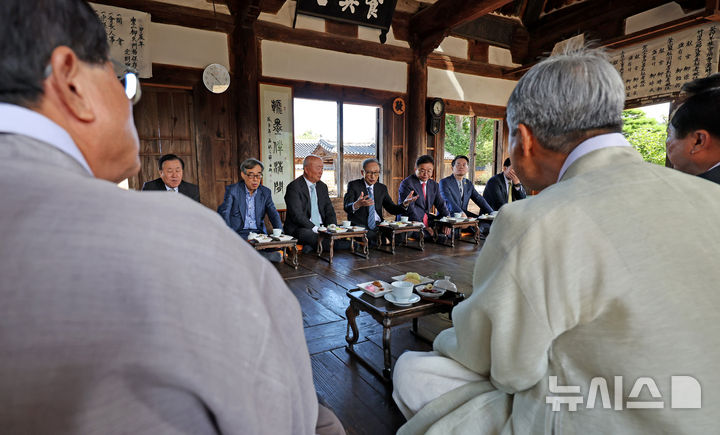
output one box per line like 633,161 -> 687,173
367,186 -> 376,229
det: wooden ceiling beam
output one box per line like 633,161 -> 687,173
408,0 -> 514,56
521,0 -> 546,27
524,0 -> 674,62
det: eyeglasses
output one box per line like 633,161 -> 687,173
244,173 -> 263,180
417,168 -> 433,174
364,171 -> 380,176
111,59 -> 141,105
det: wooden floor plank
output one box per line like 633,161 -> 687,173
312,352 -> 397,435
284,242 -> 485,435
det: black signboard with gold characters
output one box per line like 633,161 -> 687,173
295,0 -> 398,43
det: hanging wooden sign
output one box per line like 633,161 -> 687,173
295,0 -> 398,42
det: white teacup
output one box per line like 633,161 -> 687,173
272,228 -> 282,237
391,281 -> 414,301
453,212 -> 462,219
342,221 -> 351,228
400,216 -> 409,223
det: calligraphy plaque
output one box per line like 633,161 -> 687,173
259,83 -> 295,210
609,23 -> 720,102
296,0 -> 398,34
90,3 -> 151,78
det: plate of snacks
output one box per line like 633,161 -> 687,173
356,280 -> 392,298
415,283 -> 446,299
391,272 -> 432,286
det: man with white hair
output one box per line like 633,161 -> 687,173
392,47 -> 720,434
284,155 -> 338,250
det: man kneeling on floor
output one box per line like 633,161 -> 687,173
392,46 -> 720,434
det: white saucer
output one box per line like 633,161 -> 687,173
384,293 -> 420,307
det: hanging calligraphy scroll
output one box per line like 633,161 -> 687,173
609,23 -> 720,101
295,0 -> 398,42
259,83 -> 295,210
90,3 -> 151,78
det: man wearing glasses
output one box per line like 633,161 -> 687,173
0,1 -> 339,434
218,158 -> 283,240
344,158 -> 418,244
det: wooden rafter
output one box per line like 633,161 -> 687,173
521,0 -> 546,26
91,0 -> 234,32
408,0 -> 514,56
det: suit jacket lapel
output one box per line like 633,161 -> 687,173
238,185 -> 247,226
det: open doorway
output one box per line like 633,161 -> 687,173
294,98 -> 380,197
623,102 -> 670,166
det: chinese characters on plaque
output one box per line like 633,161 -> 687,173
295,0 -> 398,33
90,3 -> 151,78
259,84 -> 295,209
610,23 -> 720,101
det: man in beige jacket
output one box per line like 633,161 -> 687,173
393,47 -> 720,434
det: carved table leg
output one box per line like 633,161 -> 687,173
328,238 -> 335,264
362,234 -> 369,258
289,245 -> 299,269
473,223 -> 480,245
391,231 -> 397,254
418,230 -> 425,251
382,317 -> 392,380
450,225 -> 456,247
317,234 -> 323,257
345,303 -> 360,347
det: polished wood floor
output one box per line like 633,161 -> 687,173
273,237 -> 485,435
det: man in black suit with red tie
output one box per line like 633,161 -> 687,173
344,158 -> 418,245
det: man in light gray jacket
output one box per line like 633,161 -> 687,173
0,1 -> 342,434
393,47 -> 720,434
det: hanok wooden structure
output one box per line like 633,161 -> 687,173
90,0 -> 720,433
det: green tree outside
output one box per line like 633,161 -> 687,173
622,108 -> 667,166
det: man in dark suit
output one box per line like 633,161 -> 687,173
665,77 -> 720,185
344,158 -> 418,244
398,154 -> 450,238
439,155 -> 494,217
483,158 -> 526,210
218,158 -> 283,239
141,154 -> 200,202
284,155 -> 337,250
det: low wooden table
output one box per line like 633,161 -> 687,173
248,237 -> 299,269
376,222 -> 425,254
345,289 -> 464,381
317,228 -> 369,264
433,218 -> 480,247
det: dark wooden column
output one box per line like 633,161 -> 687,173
406,54 -> 428,175
228,1 -> 261,165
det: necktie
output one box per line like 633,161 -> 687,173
458,180 -> 464,199
507,181 -> 513,204
367,187 -> 376,230
421,182 -> 428,227
310,184 -> 322,226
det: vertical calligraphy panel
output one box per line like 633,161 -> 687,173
610,23 -> 720,101
90,3 -> 152,78
259,83 -> 294,210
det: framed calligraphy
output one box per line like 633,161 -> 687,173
609,23 -> 720,102
295,0 -> 398,42
259,83 -> 295,209
90,3 -> 151,78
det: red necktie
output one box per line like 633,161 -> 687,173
422,182 -> 428,227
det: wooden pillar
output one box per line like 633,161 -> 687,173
407,53 -> 428,176
229,3 -> 261,166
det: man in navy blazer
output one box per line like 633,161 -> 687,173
344,158 -> 417,244
398,154 -> 450,238
483,158 -> 527,210
141,154 -> 200,202
217,158 -> 283,240
439,155 -> 494,217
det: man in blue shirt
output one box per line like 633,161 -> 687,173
218,158 -> 283,240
